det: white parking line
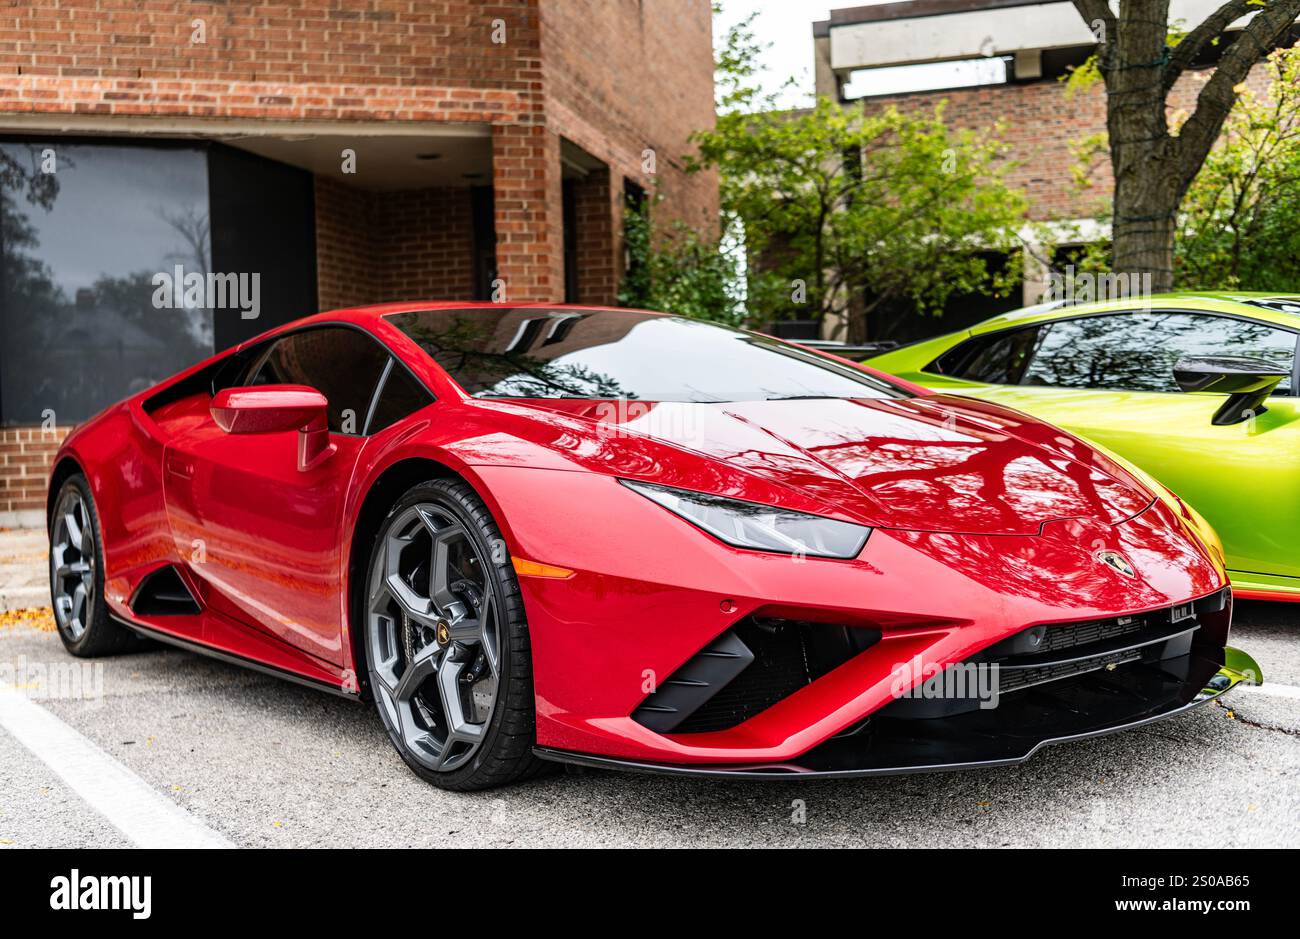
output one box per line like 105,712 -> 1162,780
1235,681 -> 1300,701
0,681 -> 233,848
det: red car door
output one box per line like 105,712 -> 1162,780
163,325 -> 391,665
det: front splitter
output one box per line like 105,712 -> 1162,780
534,647 -> 1261,780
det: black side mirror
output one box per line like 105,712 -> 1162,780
1173,355 -> 1289,426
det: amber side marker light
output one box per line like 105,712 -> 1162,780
511,557 -> 576,580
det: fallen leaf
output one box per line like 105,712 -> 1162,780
0,607 -> 56,632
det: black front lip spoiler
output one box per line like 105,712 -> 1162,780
534,647 -> 1261,780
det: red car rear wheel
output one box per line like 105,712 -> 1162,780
48,474 -> 138,657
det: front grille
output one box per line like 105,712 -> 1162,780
885,595 -> 1220,720
1037,616 -> 1145,653
996,648 -> 1143,694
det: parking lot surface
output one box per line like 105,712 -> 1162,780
1,531 -> 1296,848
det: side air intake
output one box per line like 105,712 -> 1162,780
632,631 -> 754,734
633,617 -> 882,735
131,566 -> 201,616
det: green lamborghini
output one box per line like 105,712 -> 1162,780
865,293 -> 1300,602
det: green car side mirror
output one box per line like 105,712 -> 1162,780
1173,355 -> 1289,426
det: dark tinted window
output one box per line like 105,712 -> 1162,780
248,326 -> 389,433
386,308 -> 906,402
0,142 -> 212,425
366,364 -> 433,433
1023,312 -> 1296,394
931,326 -> 1044,383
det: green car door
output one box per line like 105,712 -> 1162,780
867,302 -> 1300,598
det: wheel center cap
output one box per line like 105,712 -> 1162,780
435,620 -> 451,646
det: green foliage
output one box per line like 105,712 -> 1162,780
1062,55 -> 1103,99
616,194 -> 745,324
621,9 -> 1027,334
711,6 -> 775,115
1175,43 -> 1300,290
690,95 -> 1027,332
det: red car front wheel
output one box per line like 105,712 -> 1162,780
363,478 -> 545,791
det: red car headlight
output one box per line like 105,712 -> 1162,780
620,479 -> 872,559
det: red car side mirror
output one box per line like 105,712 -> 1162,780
210,385 -> 336,471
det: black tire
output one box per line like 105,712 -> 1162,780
48,473 -> 138,657
363,478 -> 547,791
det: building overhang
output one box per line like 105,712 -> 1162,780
816,0 -> 1261,73
0,114 -> 494,190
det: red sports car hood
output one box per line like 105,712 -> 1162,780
506,394 -> 1154,536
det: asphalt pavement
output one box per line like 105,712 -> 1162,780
1,528 -> 1297,849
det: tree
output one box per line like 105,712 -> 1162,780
1071,0 -> 1300,291
690,96 -> 1027,341
616,192 -> 745,324
1176,42 -> 1300,287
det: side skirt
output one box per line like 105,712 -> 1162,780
115,616 -> 360,701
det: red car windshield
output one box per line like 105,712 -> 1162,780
386,308 -> 907,403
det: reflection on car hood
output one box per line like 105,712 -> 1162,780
495,394 -> 1156,536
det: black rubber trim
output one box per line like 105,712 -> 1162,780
532,689 -> 1228,780
113,615 -> 359,700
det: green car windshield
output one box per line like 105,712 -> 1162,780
932,311 -> 1296,394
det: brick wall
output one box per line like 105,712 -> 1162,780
1,0 -> 717,311
539,0 -> 719,247
491,122 -> 565,302
0,427 -> 68,521
0,0 -> 546,124
571,166 -> 620,305
315,178 -> 477,311
315,177 -> 379,310
374,186 -> 477,302
858,65 -> 1274,222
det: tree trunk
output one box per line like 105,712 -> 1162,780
1110,165 -> 1180,293
1103,0 -> 1179,293
1074,0 -> 1300,293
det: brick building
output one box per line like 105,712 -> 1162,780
0,0 -> 718,525
812,0 -> 1297,341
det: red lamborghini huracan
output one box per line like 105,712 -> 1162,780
48,303 -> 1260,790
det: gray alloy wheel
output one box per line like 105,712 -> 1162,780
50,485 -> 96,641
363,478 -> 547,790
48,474 -> 137,657
367,501 -> 503,774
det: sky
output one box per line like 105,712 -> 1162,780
712,1 -> 835,109
712,0 -> 1001,105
